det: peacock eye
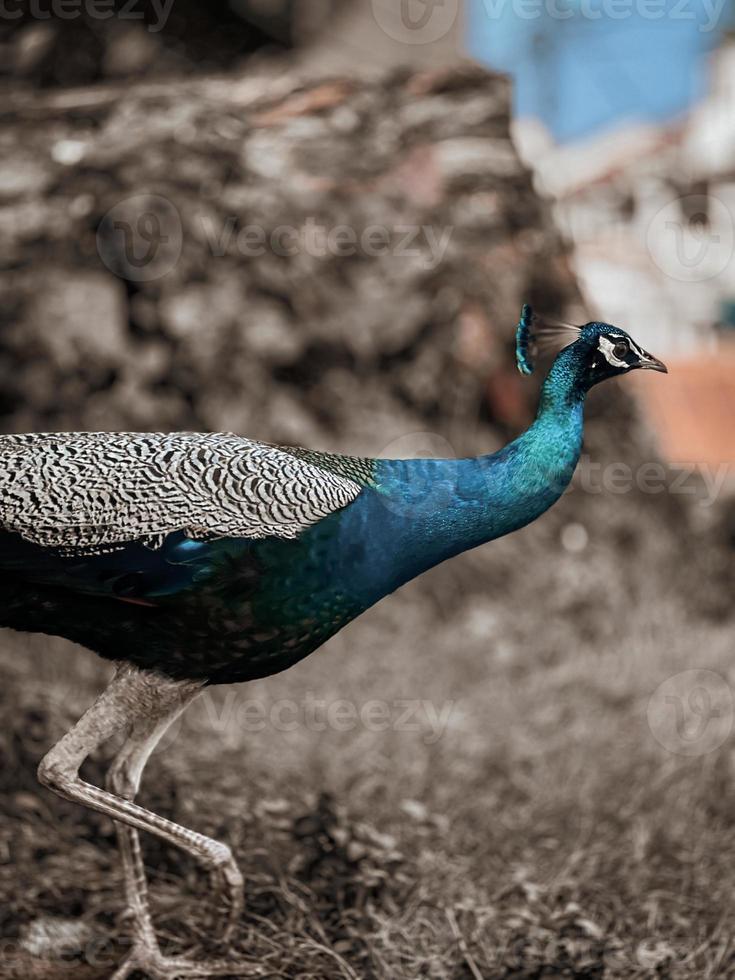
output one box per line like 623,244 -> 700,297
612,339 -> 630,359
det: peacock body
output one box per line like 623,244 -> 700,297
0,402 -> 582,681
0,314 -> 663,686
1,310 -> 667,979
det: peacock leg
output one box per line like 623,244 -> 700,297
104,688 -> 202,955
36,663 -> 249,979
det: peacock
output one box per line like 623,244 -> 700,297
0,307 -> 666,979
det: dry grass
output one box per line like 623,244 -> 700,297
1,484 -> 734,979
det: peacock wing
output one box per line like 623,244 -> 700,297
0,431 -> 370,599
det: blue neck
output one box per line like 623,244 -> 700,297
372,351 -> 587,586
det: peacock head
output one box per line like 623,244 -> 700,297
516,304 -> 667,391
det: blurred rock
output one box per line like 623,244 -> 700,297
26,273 -> 128,372
19,917 -> 94,958
0,0 -> 348,90
12,23 -> 58,78
102,23 -> 161,78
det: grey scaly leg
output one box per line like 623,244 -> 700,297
36,664 -> 248,979
106,715 -> 171,958
104,687 -> 244,966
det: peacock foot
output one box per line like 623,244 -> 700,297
110,936 -> 257,980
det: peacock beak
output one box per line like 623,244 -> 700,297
638,352 -> 668,373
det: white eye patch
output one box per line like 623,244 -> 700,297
597,334 -> 642,368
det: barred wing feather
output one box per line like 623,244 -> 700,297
0,432 -> 363,555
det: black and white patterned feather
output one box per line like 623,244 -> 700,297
0,432 -> 364,555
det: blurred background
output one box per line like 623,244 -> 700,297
1,2 -> 735,978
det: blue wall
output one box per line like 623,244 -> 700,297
467,0 -> 728,141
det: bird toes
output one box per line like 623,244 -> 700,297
112,941 -> 257,979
